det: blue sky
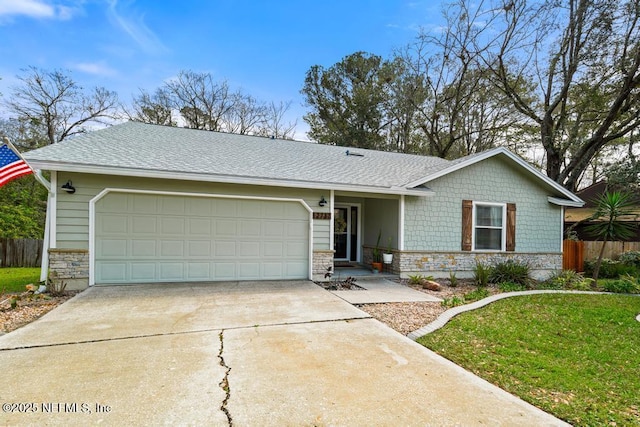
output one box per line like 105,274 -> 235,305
0,0 -> 442,139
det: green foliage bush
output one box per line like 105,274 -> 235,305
617,251 -> 640,268
601,275 -> 640,294
539,270 -> 593,291
489,260 -> 531,286
584,259 -> 638,279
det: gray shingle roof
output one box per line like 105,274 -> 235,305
24,122 -> 451,190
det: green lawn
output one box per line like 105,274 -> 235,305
0,267 -> 41,293
417,294 -> 640,426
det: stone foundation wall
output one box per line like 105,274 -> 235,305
312,250 -> 335,281
397,251 -> 562,280
49,249 -> 89,290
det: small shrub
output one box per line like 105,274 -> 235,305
45,273 -> 68,297
441,295 -> 465,308
408,274 -> 434,285
489,260 -> 530,286
464,287 -> 490,302
601,274 -> 640,294
498,281 -> 527,292
449,271 -> 458,287
473,262 -> 491,287
540,270 -> 593,291
617,250 -> 640,268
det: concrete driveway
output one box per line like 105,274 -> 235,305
0,281 -> 567,426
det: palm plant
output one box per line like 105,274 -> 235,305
585,191 -> 637,283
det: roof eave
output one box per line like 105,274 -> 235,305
548,196 -> 585,207
405,147 -> 584,205
28,161 -> 435,197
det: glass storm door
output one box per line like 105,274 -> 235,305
334,206 -> 358,261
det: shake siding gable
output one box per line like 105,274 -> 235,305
404,157 -> 561,253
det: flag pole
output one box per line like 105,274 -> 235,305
1,136 -> 52,282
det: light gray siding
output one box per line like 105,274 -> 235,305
54,172 -> 331,251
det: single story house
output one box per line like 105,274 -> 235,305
24,122 -> 583,289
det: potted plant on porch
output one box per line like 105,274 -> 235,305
371,230 -> 383,273
382,237 -> 393,264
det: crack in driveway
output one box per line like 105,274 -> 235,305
218,330 -> 233,426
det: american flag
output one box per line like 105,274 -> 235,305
0,142 -> 33,188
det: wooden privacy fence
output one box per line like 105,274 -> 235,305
563,240 -> 584,272
0,238 -> 43,268
582,241 -> 640,261
563,240 -> 640,272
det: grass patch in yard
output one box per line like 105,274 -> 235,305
417,294 -> 640,426
0,268 -> 41,293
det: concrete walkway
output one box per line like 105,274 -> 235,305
330,277 -> 442,304
0,281 -> 567,426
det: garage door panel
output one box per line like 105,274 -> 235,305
214,241 -> 236,256
262,262 -> 283,278
131,216 -> 157,234
213,263 -> 236,279
99,214 -> 128,234
99,239 -> 127,257
188,218 -> 211,235
161,217 -> 185,234
131,263 -> 156,281
99,262 -> 127,282
96,193 -> 309,283
287,222 -> 307,237
215,219 -> 237,235
188,241 -> 211,257
160,240 -> 184,257
99,193 -> 128,213
160,263 -> 183,280
264,242 -> 284,257
238,241 -> 260,257
240,220 -> 262,237
160,196 -> 185,214
132,239 -> 157,257
215,199 -> 237,217
238,262 -> 260,279
187,263 -> 210,279
132,195 -> 157,213
187,198 -> 213,216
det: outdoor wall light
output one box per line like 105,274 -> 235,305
61,180 -> 76,194
319,196 -> 327,207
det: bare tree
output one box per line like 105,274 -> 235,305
164,70 -> 236,131
5,66 -> 118,145
396,3 -> 523,159
224,93 -> 266,135
126,87 -> 175,126
470,0 -> 640,191
256,100 -> 297,139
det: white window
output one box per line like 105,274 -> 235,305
473,202 -> 506,251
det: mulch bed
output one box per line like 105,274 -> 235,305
0,292 -> 77,334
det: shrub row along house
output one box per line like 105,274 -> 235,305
24,122 -> 583,289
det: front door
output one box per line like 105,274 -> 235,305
334,205 -> 359,261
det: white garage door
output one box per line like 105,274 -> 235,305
95,193 -> 309,284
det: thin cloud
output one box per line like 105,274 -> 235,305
0,0 -> 77,20
106,0 -> 168,54
72,61 -> 117,77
